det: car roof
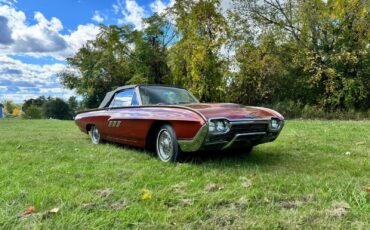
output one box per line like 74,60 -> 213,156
98,84 -> 186,108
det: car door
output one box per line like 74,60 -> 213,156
105,88 -> 140,144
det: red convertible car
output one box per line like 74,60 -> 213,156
75,85 -> 284,162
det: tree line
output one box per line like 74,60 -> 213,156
59,0 -> 369,114
1,96 -> 79,120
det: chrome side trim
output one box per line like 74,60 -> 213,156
222,132 -> 267,150
178,123 -> 208,152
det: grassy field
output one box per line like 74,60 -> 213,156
0,119 -> 369,229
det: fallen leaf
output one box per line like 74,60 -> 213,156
24,206 -> 36,215
96,188 -> 113,197
41,207 -> 60,219
18,206 -> 36,219
367,187 -> 370,192
48,207 -> 59,213
16,144 -> 22,149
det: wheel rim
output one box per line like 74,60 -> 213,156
157,129 -> 173,161
91,126 -> 100,144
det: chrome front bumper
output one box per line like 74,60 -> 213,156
178,118 -> 284,152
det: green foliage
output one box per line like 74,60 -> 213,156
21,97 -> 74,120
60,15 -> 174,108
42,98 -> 72,120
3,100 -> 15,115
23,105 -> 43,119
59,0 -> 370,114
231,0 -> 370,110
168,0 -> 228,102
22,96 -> 47,113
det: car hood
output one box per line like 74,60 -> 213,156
182,103 -> 284,120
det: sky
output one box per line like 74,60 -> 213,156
0,0 -> 176,103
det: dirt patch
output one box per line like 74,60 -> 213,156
328,201 -> 350,217
96,188 -> 113,197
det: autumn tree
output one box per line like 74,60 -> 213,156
168,0 -> 229,102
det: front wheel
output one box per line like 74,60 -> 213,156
156,124 -> 181,162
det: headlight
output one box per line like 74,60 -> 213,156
270,118 -> 282,130
208,119 -> 230,134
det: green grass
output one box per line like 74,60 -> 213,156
0,119 -> 369,229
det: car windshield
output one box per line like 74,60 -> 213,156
139,86 -> 199,105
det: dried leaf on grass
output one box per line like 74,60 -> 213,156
18,206 -> 60,220
41,207 -> 60,219
19,206 -> 36,218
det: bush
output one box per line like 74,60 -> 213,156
264,101 -> 370,120
42,98 -> 73,120
23,105 -> 43,119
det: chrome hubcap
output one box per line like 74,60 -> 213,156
157,129 -> 173,161
91,127 -> 100,144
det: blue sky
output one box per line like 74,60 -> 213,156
0,0 -> 173,103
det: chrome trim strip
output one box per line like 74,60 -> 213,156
222,132 -> 267,150
178,123 -> 209,152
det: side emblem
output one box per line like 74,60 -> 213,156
108,120 -> 121,128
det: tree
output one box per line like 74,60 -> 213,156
43,98 -> 72,120
23,105 -> 42,119
68,96 -> 79,116
168,0 -> 229,102
129,13 -> 175,84
231,0 -> 370,110
4,100 -> 15,115
59,25 -> 135,108
12,107 -> 21,117
23,96 -> 47,113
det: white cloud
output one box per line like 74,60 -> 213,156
0,0 -> 17,6
115,0 -> 147,30
150,0 -> 166,14
92,10 -> 104,23
61,24 -> 100,57
0,5 -> 100,102
0,5 -> 100,59
0,55 -> 75,103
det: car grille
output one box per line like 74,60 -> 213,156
207,124 -> 268,144
230,123 -> 268,133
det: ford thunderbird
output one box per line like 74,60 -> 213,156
75,85 -> 284,162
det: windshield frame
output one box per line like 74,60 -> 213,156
138,85 -> 199,105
